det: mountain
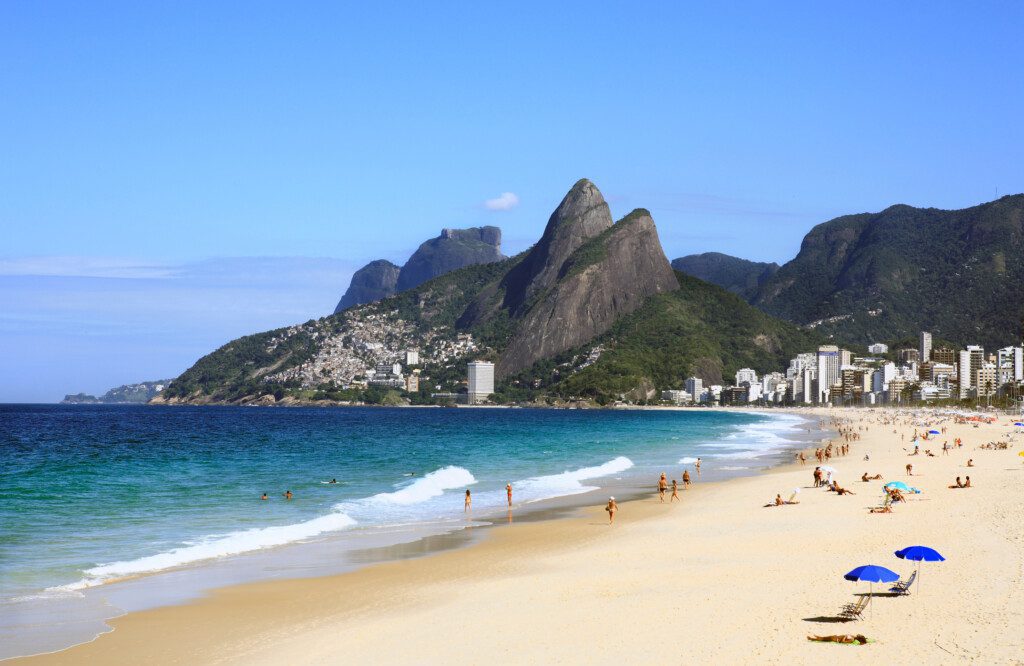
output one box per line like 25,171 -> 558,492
752,194 -> 1024,349
334,260 -> 401,312
62,380 -> 173,404
672,252 -> 779,301
161,180 -> 816,405
334,227 -> 504,313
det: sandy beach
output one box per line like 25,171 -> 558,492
16,407 -> 1024,665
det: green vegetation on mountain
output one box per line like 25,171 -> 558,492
753,194 -> 1024,349
671,252 -> 779,301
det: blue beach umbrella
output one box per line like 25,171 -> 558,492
844,565 -> 900,616
1014,422 -> 1023,427
884,480 -> 921,494
895,546 -> 945,592
928,429 -> 941,435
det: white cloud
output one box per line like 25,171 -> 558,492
483,191 -> 520,211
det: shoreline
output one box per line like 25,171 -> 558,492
14,407 -> 1024,663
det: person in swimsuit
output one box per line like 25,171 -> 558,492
670,479 -> 679,502
261,493 -> 268,500
695,458 -> 702,476
464,489 -> 472,512
949,476 -> 963,488
807,634 -> 868,644
682,469 -> 691,488
658,473 -> 668,502
284,490 -> 293,500
967,459 -> 974,467
964,476 -> 971,487
506,483 -> 513,507
605,497 -> 617,524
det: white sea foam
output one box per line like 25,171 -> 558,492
355,466 -> 476,507
59,510 -> 360,590
678,456 -> 699,464
513,456 -> 633,503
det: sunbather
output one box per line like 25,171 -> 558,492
949,476 -> 963,488
861,472 -> 882,481
869,505 -> 892,513
808,634 -> 869,645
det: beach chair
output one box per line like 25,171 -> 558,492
838,596 -> 869,620
889,570 -> 917,595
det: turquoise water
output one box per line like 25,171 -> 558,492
0,404 -> 808,657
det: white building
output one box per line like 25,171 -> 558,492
735,368 -> 758,386
405,350 -> 420,366
867,343 -> 889,355
467,361 -> 495,404
959,345 -> 984,398
816,346 -> 847,403
997,346 -> 1024,382
872,362 -> 896,393
919,331 -> 933,363
661,390 -> 692,405
684,377 -> 703,400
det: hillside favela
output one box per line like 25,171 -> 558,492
2,4 -> 1023,665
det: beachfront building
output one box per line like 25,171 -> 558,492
735,368 -> 758,386
974,363 -> 999,399
958,345 -> 985,398
867,342 -> 889,354
467,361 -> 495,405
931,347 -> 957,365
684,377 -> 703,401
997,346 -> 1024,383
661,389 -> 692,405
919,331 -> 933,364
816,346 -> 849,403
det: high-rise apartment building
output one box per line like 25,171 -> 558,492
931,347 -> 956,365
997,346 -> 1024,382
684,377 -> 703,400
867,343 -> 889,355
816,346 -> 842,403
735,368 -> 758,386
467,361 -> 495,404
919,331 -> 932,365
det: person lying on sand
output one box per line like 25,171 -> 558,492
808,634 -> 868,645
949,476 -> 964,488
869,505 -> 892,513
861,473 -> 883,481
831,482 -> 855,495
764,494 -> 799,508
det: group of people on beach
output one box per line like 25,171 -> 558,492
462,483 -> 515,513
657,462 -> 698,504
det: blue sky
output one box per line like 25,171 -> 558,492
2,2 -> 1022,401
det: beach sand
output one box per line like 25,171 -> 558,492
17,408 -> 1024,665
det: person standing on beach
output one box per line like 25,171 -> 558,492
506,483 -> 513,507
464,489 -> 472,513
682,469 -> 692,488
658,473 -> 668,502
671,479 -> 679,502
605,497 -> 617,524
695,458 -> 702,476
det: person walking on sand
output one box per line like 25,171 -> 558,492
658,473 -> 668,502
605,497 -> 618,524
682,469 -> 692,489
506,483 -> 513,507
671,479 -> 679,502
905,463 -> 913,476
464,489 -> 472,513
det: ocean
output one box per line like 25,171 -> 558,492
0,404 -> 812,658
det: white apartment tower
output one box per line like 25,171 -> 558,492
684,377 -> 704,400
816,345 -> 843,403
735,368 -> 758,386
919,331 -> 933,363
467,361 -> 495,405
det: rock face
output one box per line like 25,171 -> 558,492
334,260 -> 401,313
396,226 -> 504,292
500,179 -> 613,314
334,227 -> 505,313
671,252 -> 779,301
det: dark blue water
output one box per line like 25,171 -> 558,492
0,404 -> 806,657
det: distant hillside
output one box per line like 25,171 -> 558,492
672,252 -> 779,300
62,380 -> 173,404
334,226 -> 505,313
162,179 -> 814,405
753,194 -> 1024,349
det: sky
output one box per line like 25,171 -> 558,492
2,2 -> 1022,402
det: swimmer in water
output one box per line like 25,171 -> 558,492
464,489 -> 472,512
261,493 -> 268,500
329,478 -> 338,484
284,490 -> 293,500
